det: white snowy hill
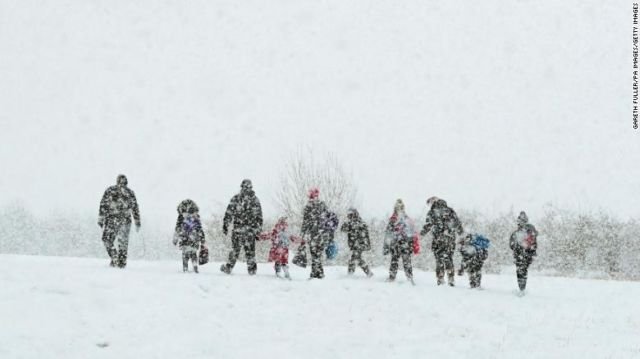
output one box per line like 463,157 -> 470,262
1,254 -> 638,359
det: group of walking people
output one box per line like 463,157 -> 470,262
98,175 -> 539,293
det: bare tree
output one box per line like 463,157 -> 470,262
274,148 -> 358,225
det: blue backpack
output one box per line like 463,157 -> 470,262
470,234 -> 490,250
325,241 -> 338,260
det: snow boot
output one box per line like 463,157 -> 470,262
518,278 -> 527,291
447,271 -> 455,286
247,261 -> 257,276
116,250 -> 127,268
283,265 -> 291,280
220,264 -> 231,274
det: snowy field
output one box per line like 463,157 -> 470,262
0,1 -> 636,358
1,254 -> 638,359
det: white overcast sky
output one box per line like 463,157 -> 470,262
0,1 -> 635,225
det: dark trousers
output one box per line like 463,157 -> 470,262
224,231 -> 257,274
274,263 -> 290,278
102,217 -> 131,268
348,250 -> 371,275
389,244 -> 412,279
433,247 -> 455,284
182,247 -> 198,272
515,254 -> 533,291
309,236 -> 325,278
464,255 -> 485,288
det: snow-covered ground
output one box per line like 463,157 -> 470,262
1,254 -> 638,359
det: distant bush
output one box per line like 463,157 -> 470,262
1,202 -> 638,280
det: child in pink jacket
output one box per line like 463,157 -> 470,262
259,217 -> 303,279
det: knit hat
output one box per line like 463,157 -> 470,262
241,179 -> 252,191
517,211 -> 528,225
394,199 -> 405,213
308,188 -> 320,200
117,174 -> 128,186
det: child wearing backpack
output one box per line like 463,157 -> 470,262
340,208 -> 373,277
259,217 -> 303,279
509,211 -> 538,294
458,233 -> 490,288
322,210 -> 340,260
172,199 -> 206,273
384,199 -> 417,285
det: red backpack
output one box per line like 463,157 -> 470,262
412,234 -> 421,254
522,230 -> 536,250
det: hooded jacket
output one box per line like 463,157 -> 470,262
99,175 -> 141,225
223,180 -> 263,234
509,212 -> 538,256
421,199 -> 462,238
301,199 -> 329,237
340,209 -> 371,251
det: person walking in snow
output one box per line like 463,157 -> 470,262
458,233 -> 490,288
259,217 -> 303,279
321,209 -> 340,261
220,179 -> 263,275
173,199 -> 205,273
301,188 -> 330,279
384,199 -> 416,284
98,174 -> 141,268
421,197 -> 463,286
509,211 -> 538,294
340,208 -> 373,277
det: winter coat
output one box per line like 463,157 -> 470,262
459,235 -> 489,262
340,214 -> 371,251
301,199 -> 329,238
385,212 -> 416,251
510,223 -> 538,258
223,188 -> 263,234
260,222 -> 302,263
175,199 -> 199,231
99,184 -> 140,225
175,215 -> 205,249
421,199 -> 462,251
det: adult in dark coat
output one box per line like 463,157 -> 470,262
509,211 -> 538,293
340,208 -> 373,277
98,174 -> 141,268
220,179 -> 263,275
301,188 -> 330,279
421,197 -> 463,286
